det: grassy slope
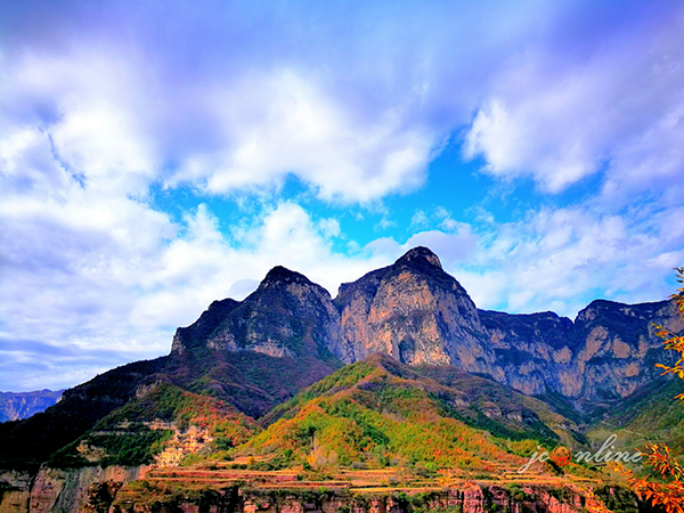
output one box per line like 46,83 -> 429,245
47,382 -> 261,469
238,354 -> 582,474
586,378 -> 684,472
0,347 -> 338,471
163,349 -> 342,419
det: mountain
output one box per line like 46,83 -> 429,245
26,355 -> 634,513
0,390 -> 63,422
330,246 -> 681,409
1,246 -> 681,471
0,358 -> 167,471
45,380 -> 261,470
482,298 -> 682,409
0,246 -> 680,512
44,354 -> 579,475
0,266 -> 344,471
172,265 -> 340,362
166,245 -> 680,412
333,247 -> 494,374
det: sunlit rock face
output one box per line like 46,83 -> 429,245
566,299 -> 681,405
171,246 -> 682,406
334,247 -> 497,376
331,246 -> 681,405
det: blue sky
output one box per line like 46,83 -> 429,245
0,0 -> 682,391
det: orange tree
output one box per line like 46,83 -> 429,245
612,267 -> 684,513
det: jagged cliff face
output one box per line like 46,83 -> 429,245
479,298 -> 681,404
479,310 -> 574,398
569,298 -> 680,403
333,247 -> 497,377
169,246 -> 682,407
172,266 -> 340,361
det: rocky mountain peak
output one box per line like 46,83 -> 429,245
259,265 -> 312,288
170,246 -> 680,406
394,246 -> 442,270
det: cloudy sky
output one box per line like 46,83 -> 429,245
0,1 -> 682,392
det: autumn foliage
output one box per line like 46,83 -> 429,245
612,267 -> 684,513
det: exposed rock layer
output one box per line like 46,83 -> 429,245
29,465 -> 150,513
107,482 -> 624,513
173,246 -> 682,407
173,267 -> 340,361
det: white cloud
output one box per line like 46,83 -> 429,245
452,203 -> 683,316
410,210 -> 428,229
3,50 -> 157,198
464,8 -> 683,196
153,69 -> 436,203
0,143 -> 389,388
0,0 -> 682,392
318,218 -> 341,239
2,1 -> 628,205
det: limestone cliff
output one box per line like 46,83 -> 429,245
169,246 -> 682,408
331,247 -> 681,407
479,297 -> 681,406
172,266 -> 340,361
28,465 -> 149,513
334,247 -> 497,378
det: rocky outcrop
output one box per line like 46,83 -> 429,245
334,247 -> 497,379
28,465 -> 149,513
108,482 -> 612,513
172,267 -> 340,361
480,297 -> 682,405
569,298 -> 681,403
331,247 -> 681,406
169,246 -> 682,409
2,467 -> 638,513
0,470 -> 33,512
171,299 -> 241,355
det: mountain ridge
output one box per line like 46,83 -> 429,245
0,389 -> 64,423
17,246 -> 679,424
0,246 -> 680,474
170,246 -> 680,408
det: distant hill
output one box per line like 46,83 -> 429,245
0,389 -> 63,422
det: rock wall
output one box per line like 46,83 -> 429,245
0,470 -> 33,512
108,482 -> 616,513
168,247 -> 683,407
332,247 -> 682,405
335,252 -> 497,379
481,296 -> 682,405
27,465 -> 150,513
1,467 -> 642,513
173,266 -> 341,361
